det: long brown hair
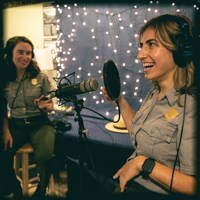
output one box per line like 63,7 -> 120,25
3,36 -> 41,82
139,14 -> 196,102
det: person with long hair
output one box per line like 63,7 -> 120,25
0,36 -> 55,200
102,14 -> 197,199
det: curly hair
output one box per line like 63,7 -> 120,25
139,14 -> 196,102
3,36 -> 41,82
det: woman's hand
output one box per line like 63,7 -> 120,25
101,86 -> 121,107
113,155 -> 146,192
2,129 -> 13,151
34,95 -> 54,113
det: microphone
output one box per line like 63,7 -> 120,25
53,78 -> 99,100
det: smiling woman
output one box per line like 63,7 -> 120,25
101,14 -> 197,199
0,36 -> 56,199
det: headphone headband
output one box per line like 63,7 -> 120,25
166,15 -> 193,68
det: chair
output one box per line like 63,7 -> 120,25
14,143 -> 39,196
14,143 -> 56,196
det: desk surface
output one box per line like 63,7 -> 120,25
52,109 -> 133,149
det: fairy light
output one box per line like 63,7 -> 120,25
54,2 -> 197,114
122,91 -> 126,95
126,75 -> 130,79
105,112 -> 110,116
135,59 -> 139,64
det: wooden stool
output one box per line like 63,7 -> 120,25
14,143 -> 39,196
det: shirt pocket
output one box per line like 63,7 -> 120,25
137,121 -> 178,161
24,86 -> 41,109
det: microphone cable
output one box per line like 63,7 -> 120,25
76,98 -> 121,184
83,99 -> 121,123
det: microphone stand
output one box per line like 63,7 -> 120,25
72,96 -> 97,195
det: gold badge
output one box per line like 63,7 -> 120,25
31,78 -> 38,85
165,107 -> 178,121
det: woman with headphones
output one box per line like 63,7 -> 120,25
102,14 -> 197,199
0,36 -> 55,199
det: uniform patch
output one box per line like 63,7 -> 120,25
165,107 -> 178,121
31,78 -> 38,85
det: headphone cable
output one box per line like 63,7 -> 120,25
169,66 -> 188,194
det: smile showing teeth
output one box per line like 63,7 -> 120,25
143,63 -> 154,68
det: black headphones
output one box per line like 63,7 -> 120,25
168,15 -> 194,68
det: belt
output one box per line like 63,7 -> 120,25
10,115 -> 43,125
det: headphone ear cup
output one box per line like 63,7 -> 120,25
173,22 -> 193,68
173,38 -> 193,68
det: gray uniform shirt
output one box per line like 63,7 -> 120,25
129,87 -> 196,194
4,72 -> 55,118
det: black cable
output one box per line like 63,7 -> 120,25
169,66 -> 188,194
10,72 -> 26,112
74,98 -> 122,188
69,96 -> 118,188
83,99 -> 121,123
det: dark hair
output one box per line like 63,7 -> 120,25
3,36 -> 40,81
139,14 -> 196,99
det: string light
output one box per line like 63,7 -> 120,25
54,2 -> 198,114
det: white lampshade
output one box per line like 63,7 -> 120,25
34,48 -> 54,70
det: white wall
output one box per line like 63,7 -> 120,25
3,3 -> 44,48
3,3 -> 58,105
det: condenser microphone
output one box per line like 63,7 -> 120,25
54,78 -> 99,100
103,59 -> 121,100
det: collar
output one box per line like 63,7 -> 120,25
150,87 -> 178,106
164,88 -> 179,106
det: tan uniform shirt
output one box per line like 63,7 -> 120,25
129,87 -> 196,194
4,72 -> 55,118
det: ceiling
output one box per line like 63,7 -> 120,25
3,0 -> 53,8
